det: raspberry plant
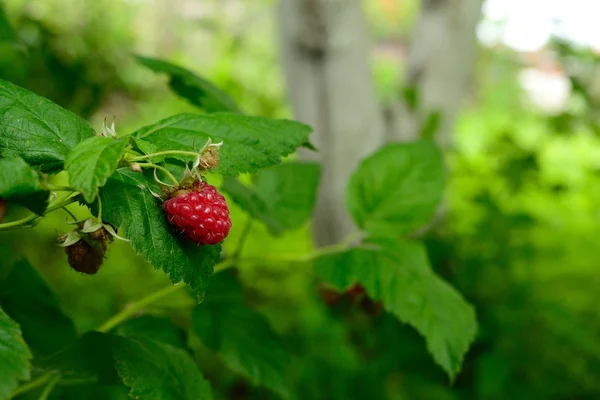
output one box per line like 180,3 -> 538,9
0,56 -> 477,400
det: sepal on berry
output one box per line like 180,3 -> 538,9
57,231 -> 84,247
81,218 -> 129,242
194,138 -> 222,171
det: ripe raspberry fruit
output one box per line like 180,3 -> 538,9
163,180 -> 231,245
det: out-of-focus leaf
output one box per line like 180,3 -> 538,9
115,316 -> 186,349
347,140 -> 444,237
0,259 -> 76,357
221,176 -> 283,235
0,157 -> 49,214
192,272 -> 291,398
0,5 -> 17,43
136,55 -> 242,113
222,162 -> 320,236
112,335 -> 213,400
316,239 -> 476,380
54,384 -> 130,400
0,306 -> 31,400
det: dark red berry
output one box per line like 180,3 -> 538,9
163,181 -> 231,245
346,283 -> 366,300
0,198 -> 5,223
65,239 -> 106,275
318,284 -> 342,306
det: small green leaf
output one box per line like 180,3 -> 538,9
222,162 -> 320,236
65,136 -> 129,203
136,55 -> 241,113
134,113 -> 312,176
0,157 -> 49,214
316,239 -> 477,380
347,140 -> 444,237
192,272 -> 290,398
0,307 -> 32,400
99,169 -> 220,300
0,260 -> 77,357
0,79 -> 95,172
112,335 -> 213,400
115,316 -> 186,349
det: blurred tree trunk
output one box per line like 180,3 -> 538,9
390,0 -> 483,147
277,0 -> 386,245
277,0 -> 482,245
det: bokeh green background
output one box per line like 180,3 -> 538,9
2,0 -> 600,398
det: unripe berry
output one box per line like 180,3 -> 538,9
65,239 -> 106,275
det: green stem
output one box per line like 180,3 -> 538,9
130,150 -> 199,162
94,233 -> 360,332
45,185 -> 75,192
10,371 -> 54,399
0,195 -> 79,232
238,231 -> 362,264
96,258 -> 235,332
62,206 -> 78,222
97,283 -> 183,332
96,195 -> 103,221
232,216 -> 253,261
136,163 -> 179,185
57,377 -> 97,386
0,213 -> 38,231
37,373 -> 61,400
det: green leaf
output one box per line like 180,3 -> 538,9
112,335 -> 213,400
0,79 -> 95,172
0,5 -> 17,43
65,136 -> 129,203
134,113 -> 312,176
43,332 -> 119,384
0,307 -> 32,400
221,177 -> 283,236
115,316 -> 186,349
0,260 -> 77,357
136,55 -> 241,113
316,239 -> 477,380
192,272 -> 290,398
420,111 -> 441,141
99,168 -> 220,300
55,384 -> 130,400
347,140 -> 444,237
0,157 -> 49,214
222,162 -> 320,236
131,137 -> 165,162
254,162 -> 320,230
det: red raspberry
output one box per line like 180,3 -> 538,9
163,181 -> 231,245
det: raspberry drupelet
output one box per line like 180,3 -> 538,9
163,181 -> 232,245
